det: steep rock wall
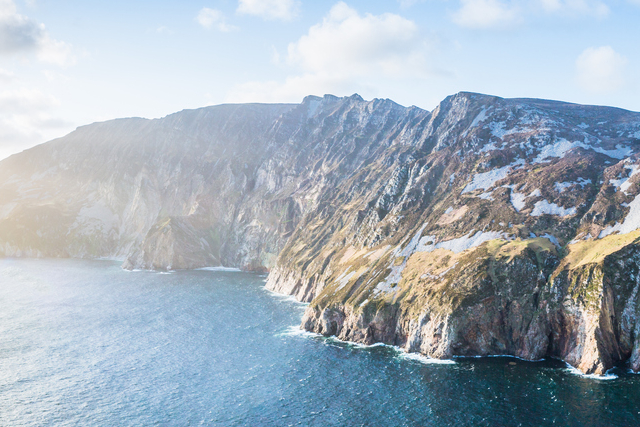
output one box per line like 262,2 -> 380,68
3,92 -> 640,375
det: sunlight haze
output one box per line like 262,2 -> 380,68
0,0 -> 638,160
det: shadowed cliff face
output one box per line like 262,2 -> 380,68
2,92 -> 640,374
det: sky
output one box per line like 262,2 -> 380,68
0,0 -> 639,160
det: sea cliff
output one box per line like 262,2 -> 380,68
2,92 -> 640,374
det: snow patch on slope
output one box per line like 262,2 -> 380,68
530,200 -> 577,217
555,178 -> 591,193
468,108 -> 488,131
533,138 -> 632,163
599,192 -> 640,238
416,230 -> 509,254
510,189 -> 540,212
511,192 -> 527,212
610,164 -> 640,195
542,233 -> 561,247
463,159 -> 525,194
374,225 -> 509,295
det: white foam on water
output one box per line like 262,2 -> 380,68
399,352 -> 456,365
326,338 -> 394,350
262,287 -> 309,306
453,354 -> 545,363
197,266 -> 241,272
289,331 -> 456,365
563,363 -> 618,380
277,326 -> 322,338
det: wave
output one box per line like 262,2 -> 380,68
281,327 -> 456,365
563,363 -> 618,381
197,266 -> 241,272
262,287 -> 310,306
276,326 -> 322,338
399,352 -> 457,365
453,354 -> 545,363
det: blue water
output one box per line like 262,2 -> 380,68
1,259 -> 639,426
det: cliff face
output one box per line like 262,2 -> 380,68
0,103 -> 298,269
2,92 -> 640,374
265,92 -> 640,375
1,95 -> 420,270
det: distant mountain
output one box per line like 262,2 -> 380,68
2,92 -> 640,375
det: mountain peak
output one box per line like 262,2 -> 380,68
3,92 -> 640,376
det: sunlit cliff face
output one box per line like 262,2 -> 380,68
2,92 -> 640,374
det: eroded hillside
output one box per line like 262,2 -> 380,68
2,92 -> 640,374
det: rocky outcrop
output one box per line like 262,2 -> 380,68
300,239 -> 558,362
3,91 -> 640,374
546,232 -> 640,374
122,216 -> 218,271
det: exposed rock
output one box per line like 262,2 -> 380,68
122,216 -> 218,271
2,91 -> 640,375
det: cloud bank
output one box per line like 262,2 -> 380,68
453,0 -> 521,29
237,0 -> 300,21
452,0 -> 610,30
0,0 -> 74,66
196,8 -> 237,32
228,2 -> 435,102
576,46 -> 627,93
0,87 -> 72,160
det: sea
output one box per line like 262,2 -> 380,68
1,259 -> 639,426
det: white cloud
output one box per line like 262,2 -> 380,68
453,0 -> 521,29
270,45 -> 280,65
288,2 -> 425,77
452,0 -> 608,29
227,73 -> 373,103
0,0 -> 74,66
398,0 -> 424,6
0,0 -> 16,17
0,11 -> 43,53
37,34 -> 75,66
196,7 -> 237,32
227,2 -> 436,103
537,0 -> 609,17
0,68 -> 15,82
576,46 -> 627,93
0,87 -> 58,113
237,0 -> 300,21
0,87 -> 72,160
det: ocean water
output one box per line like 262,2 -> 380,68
1,259 -> 639,427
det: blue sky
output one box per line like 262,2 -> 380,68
0,0 -> 639,159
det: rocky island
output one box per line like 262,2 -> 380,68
2,92 -> 640,376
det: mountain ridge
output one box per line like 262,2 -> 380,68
2,91 -> 640,375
